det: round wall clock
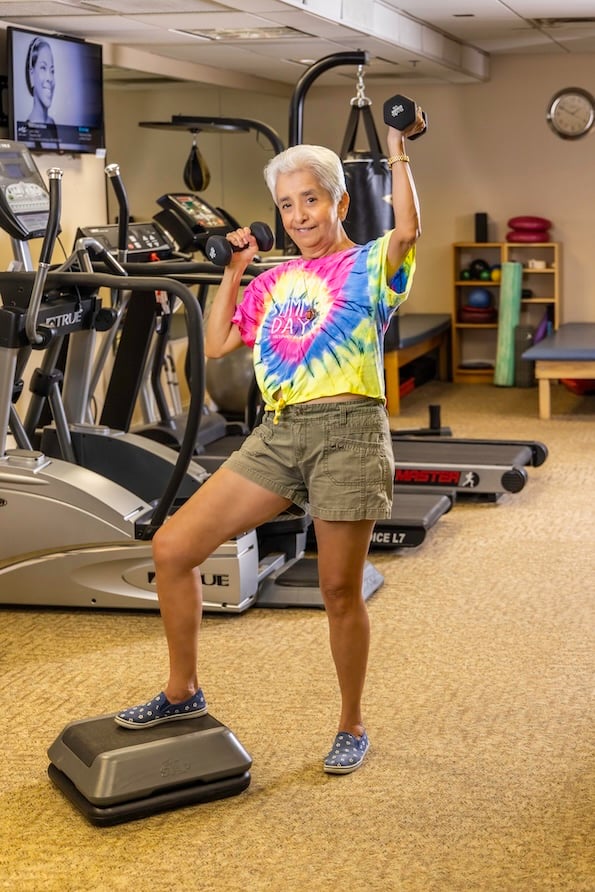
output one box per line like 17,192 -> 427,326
546,87 -> 595,140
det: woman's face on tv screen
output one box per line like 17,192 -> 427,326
31,44 -> 55,108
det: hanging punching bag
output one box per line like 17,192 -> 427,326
341,101 -> 393,244
183,135 -> 211,191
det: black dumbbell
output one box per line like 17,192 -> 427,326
205,222 -> 274,266
383,94 -> 427,141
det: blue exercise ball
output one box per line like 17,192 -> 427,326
467,287 -> 492,309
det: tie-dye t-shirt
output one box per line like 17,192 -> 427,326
231,232 -> 415,419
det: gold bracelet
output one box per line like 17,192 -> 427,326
387,154 -> 410,168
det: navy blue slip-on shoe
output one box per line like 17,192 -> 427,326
114,689 -> 207,729
323,731 -> 369,774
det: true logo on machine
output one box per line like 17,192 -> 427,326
148,570 -> 230,586
45,308 -> 84,328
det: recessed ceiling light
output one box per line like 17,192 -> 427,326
183,27 -> 309,41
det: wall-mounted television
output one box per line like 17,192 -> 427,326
6,26 -> 105,155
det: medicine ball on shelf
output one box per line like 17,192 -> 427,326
469,258 -> 490,279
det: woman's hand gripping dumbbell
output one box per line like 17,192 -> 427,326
205,222 -> 274,266
383,94 -> 427,140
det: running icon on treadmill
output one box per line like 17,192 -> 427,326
461,471 -> 480,488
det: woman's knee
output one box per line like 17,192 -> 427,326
152,522 -> 197,571
320,578 -> 364,616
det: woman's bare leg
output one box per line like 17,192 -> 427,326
313,517 -> 375,737
151,467 -> 292,702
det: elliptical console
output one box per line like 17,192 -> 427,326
0,140 -> 52,240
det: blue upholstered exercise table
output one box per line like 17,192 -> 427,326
522,323 -> 595,418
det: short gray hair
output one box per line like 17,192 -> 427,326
264,145 -> 347,205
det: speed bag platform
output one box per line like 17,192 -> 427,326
47,712 -> 252,826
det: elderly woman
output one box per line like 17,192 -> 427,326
116,110 -> 423,775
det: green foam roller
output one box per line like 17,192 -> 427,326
494,261 -> 522,386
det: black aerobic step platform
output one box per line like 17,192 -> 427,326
48,713 -> 251,826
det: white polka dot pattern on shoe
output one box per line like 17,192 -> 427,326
114,690 -> 208,729
323,731 -> 369,774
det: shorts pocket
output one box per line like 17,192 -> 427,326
323,412 -> 393,490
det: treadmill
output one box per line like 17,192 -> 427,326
79,179 -> 241,452
385,319 -> 548,501
392,436 -> 547,500
86,181 -> 294,454
371,487 -> 455,549
86,173 -> 453,560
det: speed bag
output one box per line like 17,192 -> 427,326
183,140 -> 211,192
342,153 -> 394,244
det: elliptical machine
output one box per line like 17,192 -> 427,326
78,165 -> 240,452
0,147 -> 210,507
0,158 -> 210,610
0,149 -> 266,612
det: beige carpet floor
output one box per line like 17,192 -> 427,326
1,381 -> 594,892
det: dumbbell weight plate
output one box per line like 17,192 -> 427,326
205,221 -> 274,266
383,94 -> 427,140
249,221 -> 274,253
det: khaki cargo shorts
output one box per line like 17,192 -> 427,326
221,398 -> 394,521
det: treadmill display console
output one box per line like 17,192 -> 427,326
75,222 -> 173,261
153,192 -> 234,253
0,140 -> 50,240
157,193 -> 229,231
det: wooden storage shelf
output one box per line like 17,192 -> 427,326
452,241 -> 560,384
456,366 -> 494,376
456,323 -> 498,329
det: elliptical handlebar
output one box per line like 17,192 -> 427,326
105,163 -> 130,263
25,167 -> 63,345
40,169 -> 62,264
40,270 -> 205,534
71,236 -> 129,277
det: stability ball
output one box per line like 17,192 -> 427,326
206,347 -> 254,415
467,287 -> 492,309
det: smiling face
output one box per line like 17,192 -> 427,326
30,43 -> 55,112
275,168 -> 350,259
